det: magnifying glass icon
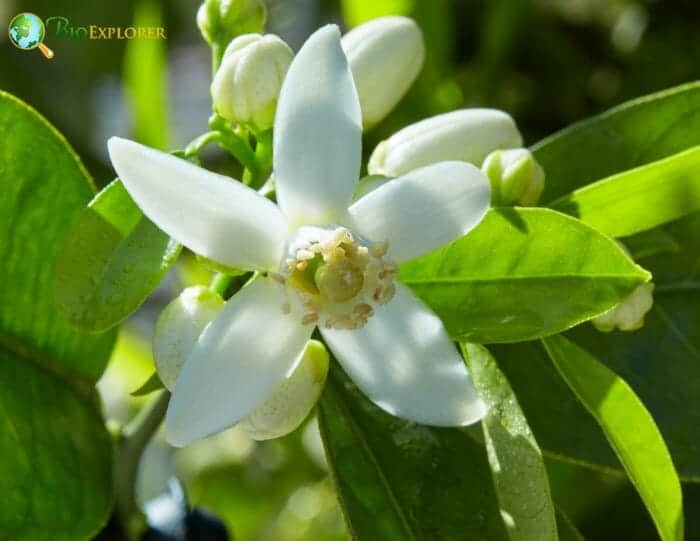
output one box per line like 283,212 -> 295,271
8,13 -> 54,59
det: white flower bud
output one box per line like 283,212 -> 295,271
153,286 -> 224,390
593,283 -> 654,332
482,148 -> 545,206
341,16 -> 425,129
211,33 -> 293,131
238,340 -> 329,440
368,109 -> 522,177
197,0 -> 266,46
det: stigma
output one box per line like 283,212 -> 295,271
272,225 -> 397,330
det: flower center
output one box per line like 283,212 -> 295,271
271,225 -> 397,330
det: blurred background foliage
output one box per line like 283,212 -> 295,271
2,0 -> 699,539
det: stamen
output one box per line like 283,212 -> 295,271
302,312 -> 319,325
370,241 -> 389,258
278,225 -> 396,330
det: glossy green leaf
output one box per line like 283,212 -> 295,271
491,341 -> 619,473
318,364 -> 509,541
493,211 -> 700,480
542,335 -> 684,541
0,354 -> 113,541
55,179 -> 181,332
462,343 -> 558,541
399,208 -> 650,343
124,0 -> 169,149
533,81 -> 700,201
0,91 -> 115,540
551,146 -> 700,238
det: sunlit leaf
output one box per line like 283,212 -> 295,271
533,81 -> 700,202
318,364 -> 509,540
492,211 -> 700,480
400,208 -> 650,343
0,91 -> 115,540
551,146 -> 700,237
462,343 -> 558,541
55,179 -> 181,332
542,335 -> 684,541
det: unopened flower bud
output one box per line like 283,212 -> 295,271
593,282 -> 654,332
238,340 -> 329,440
197,0 -> 266,46
153,286 -> 224,390
211,33 -> 293,131
368,109 -> 522,177
341,16 -> 425,129
482,148 -> 545,206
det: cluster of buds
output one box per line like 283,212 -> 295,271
209,11 -> 425,133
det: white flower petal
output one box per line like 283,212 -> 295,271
238,340 -> 329,440
108,137 -> 287,271
273,25 -> 362,227
321,284 -> 486,426
165,278 -> 313,446
349,161 -> 491,262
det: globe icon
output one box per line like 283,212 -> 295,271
9,13 -> 45,49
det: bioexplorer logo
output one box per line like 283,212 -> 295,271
8,13 -> 54,58
8,12 -> 166,59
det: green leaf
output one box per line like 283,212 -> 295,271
550,146 -> 700,238
491,341 -> 620,473
493,212 -> 700,480
533,81 -> 700,202
542,335 -> 684,541
462,343 -> 558,541
0,354 -> 113,541
55,179 -> 181,332
0,91 -> 115,539
399,208 -> 650,343
318,364 -> 509,541
124,0 -> 169,149
131,370 -> 165,397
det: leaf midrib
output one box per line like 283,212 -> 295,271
323,378 -> 418,541
0,329 -> 96,400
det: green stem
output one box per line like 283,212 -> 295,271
211,41 -> 224,76
184,131 -> 219,158
249,130 -> 273,189
114,391 -> 171,541
210,272 -> 235,297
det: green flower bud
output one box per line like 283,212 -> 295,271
211,33 -> 293,131
238,340 -> 329,440
482,148 -> 545,206
368,109 -> 522,177
593,282 -> 655,332
197,0 -> 266,46
152,286 -> 224,390
342,16 -> 425,129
